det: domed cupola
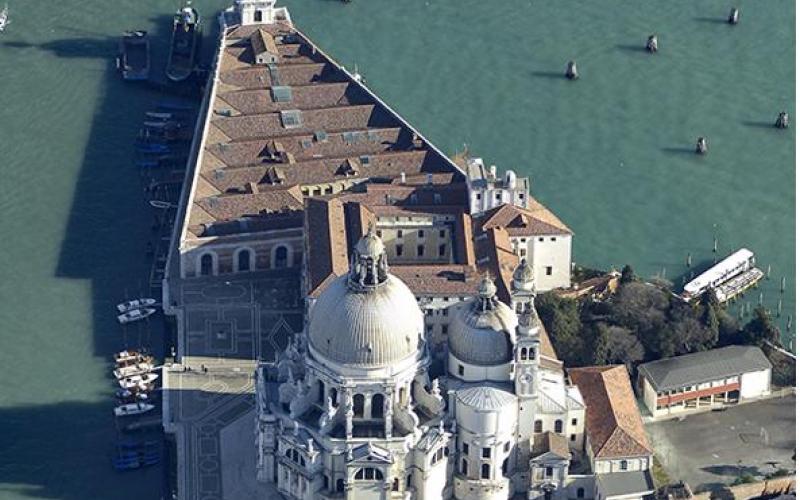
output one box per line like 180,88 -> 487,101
448,275 -> 517,366
306,227 -> 424,368
512,258 -> 535,292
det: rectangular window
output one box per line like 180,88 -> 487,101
504,442 -> 510,452
545,467 -> 553,477
441,325 -> 448,335
550,237 -> 556,241
571,418 -> 578,426
376,230 -> 382,237
620,460 -> 628,471
417,245 -> 424,257
397,230 -> 403,238
519,248 -> 527,257
442,308 -> 449,317
439,244 -> 446,257
462,443 -> 469,455
418,229 -> 425,238
279,109 -> 302,128
458,365 -> 464,376
546,266 -> 553,276
519,193 -> 525,199
396,245 -> 403,256
482,448 -> 491,458
570,434 -> 576,442
495,193 -> 501,201
476,193 -> 482,200
439,229 -> 446,238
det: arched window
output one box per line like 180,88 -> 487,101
371,393 -> 384,419
353,394 -> 364,418
273,245 -> 289,268
461,459 -> 468,475
392,478 -> 399,491
236,248 -> 252,272
317,380 -> 325,404
336,479 -> 344,492
534,420 -> 543,433
577,488 -> 585,498
520,347 -> 528,360
481,463 -> 490,479
254,10 -> 263,22
199,253 -> 214,276
620,460 -> 628,471
285,449 -> 292,458
554,420 -> 563,433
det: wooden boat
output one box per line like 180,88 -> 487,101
117,31 -> 150,81
116,298 -> 157,313
117,307 -> 156,324
118,372 -> 159,390
113,402 -> 155,417
165,5 -> 201,82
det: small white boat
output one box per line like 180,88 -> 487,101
118,373 -> 158,389
114,350 -> 142,364
114,362 -> 155,380
0,4 -> 10,32
114,402 -> 155,417
117,307 -> 156,324
117,298 -> 157,313
117,390 -> 150,403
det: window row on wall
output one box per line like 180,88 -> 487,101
194,244 -> 293,276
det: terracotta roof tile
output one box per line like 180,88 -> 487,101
568,365 -> 652,459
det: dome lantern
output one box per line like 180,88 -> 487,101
349,225 -> 389,290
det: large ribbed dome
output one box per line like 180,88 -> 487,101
449,276 -> 517,366
307,274 -> 423,366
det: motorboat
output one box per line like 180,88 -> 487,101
117,354 -> 154,368
113,362 -> 155,380
112,456 -> 141,471
113,402 -> 155,417
115,382 -> 153,399
0,4 -> 9,33
135,142 -> 170,154
116,298 -> 157,313
117,308 -> 156,324
118,373 -> 158,389
165,4 -> 202,82
117,391 -> 150,404
117,30 -> 150,81
114,350 -> 142,364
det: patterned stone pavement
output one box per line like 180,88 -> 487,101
164,268 -> 303,499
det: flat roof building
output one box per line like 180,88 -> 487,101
636,345 -> 772,417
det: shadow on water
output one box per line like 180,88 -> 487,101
0,12 -> 219,499
661,146 -> 698,156
615,43 -> 647,53
530,70 -> 565,79
742,120 -> 777,130
694,16 -> 731,25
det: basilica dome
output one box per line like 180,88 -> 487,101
307,229 -> 424,367
448,275 -> 517,366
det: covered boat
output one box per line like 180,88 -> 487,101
113,402 -> 155,417
116,298 -> 157,313
117,30 -> 150,81
117,307 -> 156,324
118,372 -> 159,389
165,5 -> 201,82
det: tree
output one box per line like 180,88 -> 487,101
742,307 -> 781,346
610,282 -> 669,357
699,292 -> 720,348
536,292 -> 585,367
620,265 -> 636,284
667,303 -> 716,355
590,322 -> 644,370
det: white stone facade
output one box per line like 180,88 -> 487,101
466,158 -> 529,215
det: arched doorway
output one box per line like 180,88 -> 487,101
371,393 -> 384,419
200,253 -> 214,276
237,248 -> 252,272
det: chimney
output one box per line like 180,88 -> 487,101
400,172 -> 406,184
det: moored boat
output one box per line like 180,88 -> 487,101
113,402 -> 155,417
682,248 -> 762,303
117,30 -> 150,81
0,4 -> 10,32
117,307 -> 156,324
165,4 -> 201,82
118,372 -> 159,389
113,362 -> 155,380
114,349 -> 142,364
116,298 -> 157,313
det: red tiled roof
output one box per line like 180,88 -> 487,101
568,365 -> 652,459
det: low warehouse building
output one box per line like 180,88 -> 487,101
637,345 -> 772,417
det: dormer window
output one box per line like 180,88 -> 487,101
280,109 -> 302,129
271,86 -> 292,103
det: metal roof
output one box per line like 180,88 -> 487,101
597,471 -> 655,498
637,345 -> 772,392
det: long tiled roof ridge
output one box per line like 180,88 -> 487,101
478,203 -> 572,236
568,365 -> 652,459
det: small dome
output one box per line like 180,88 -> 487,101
512,259 -> 535,291
449,280 -> 517,366
478,274 -> 497,299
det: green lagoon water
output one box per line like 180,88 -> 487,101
0,0 -> 793,498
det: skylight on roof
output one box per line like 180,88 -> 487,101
267,63 -> 281,86
271,86 -> 292,103
314,130 -> 328,142
280,110 -> 303,129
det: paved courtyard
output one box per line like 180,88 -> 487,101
164,269 -> 303,499
646,393 -> 796,494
